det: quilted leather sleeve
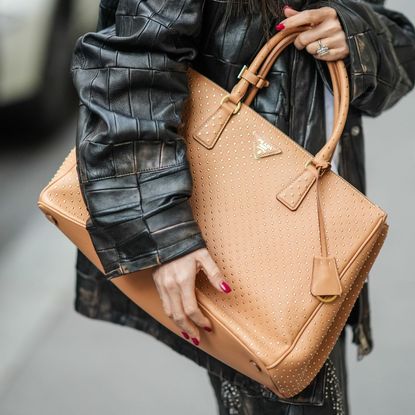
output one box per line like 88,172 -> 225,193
313,0 -> 415,116
71,0 -> 206,279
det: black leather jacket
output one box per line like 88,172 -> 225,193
71,0 -> 415,398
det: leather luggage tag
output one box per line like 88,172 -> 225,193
310,255 -> 342,297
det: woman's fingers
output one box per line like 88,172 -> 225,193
283,6 -> 299,19
276,7 -> 349,61
154,276 -> 173,318
311,47 -> 348,61
179,276 -> 213,332
168,282 -> 201,345
305,31 -> 345,54
153,269 -> 201,343
152,247 -> 231,345
196,249 -> 232,294
293,18 -> 342,50
306,32 -> 349,60
279,7 -> 337,30
152,248 -> 233,345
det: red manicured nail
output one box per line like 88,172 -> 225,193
181,331 -> 190,340
220,281 -> 232,293
204,326 -> 212,332
275,23 -> 285,31
191,337 -> 200,346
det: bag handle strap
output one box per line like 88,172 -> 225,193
230,27 -> 349,167
193,26 -> 349,171
244,31 -> 341,128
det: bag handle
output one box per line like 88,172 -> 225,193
193,26 -> 349,171
243,31 -> 341,128
228,26 -> 349,167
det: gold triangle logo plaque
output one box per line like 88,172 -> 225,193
253,134 -> 282,159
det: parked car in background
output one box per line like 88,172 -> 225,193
0,0 -> 100,133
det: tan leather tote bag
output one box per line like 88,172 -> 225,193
38,27 -> 388,398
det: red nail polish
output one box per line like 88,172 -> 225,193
204,326 -> 212,332
191,337 -> 200,346
275,23 -> 285,31
220,281 -> 232,293
181,331 -> 190,340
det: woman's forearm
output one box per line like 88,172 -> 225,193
71,0 -> 206,278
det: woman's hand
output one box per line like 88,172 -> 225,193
276,6 -> 349,61
152,248 -> 232,346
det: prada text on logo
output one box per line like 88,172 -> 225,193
253,133 -> 282,159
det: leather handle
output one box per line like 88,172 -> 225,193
245,32 -> 341,125
227,27 -> 349,166
193,26 -> 349,166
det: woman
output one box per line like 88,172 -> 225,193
71,0 -> 415,413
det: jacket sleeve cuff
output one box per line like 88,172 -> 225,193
84,185 -> 207,279
106,229 -> 207,279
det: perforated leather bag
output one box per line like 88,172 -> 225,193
38,28 -> 388,398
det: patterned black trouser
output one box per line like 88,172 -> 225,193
207,330 -> 349,415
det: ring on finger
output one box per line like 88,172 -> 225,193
316,39 -> 330,56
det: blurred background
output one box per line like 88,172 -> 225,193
0,1 -> 414,414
